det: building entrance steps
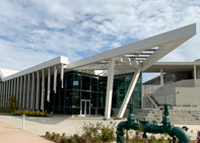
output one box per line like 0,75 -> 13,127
0,121 -> 53,143
131,109 -> 200,125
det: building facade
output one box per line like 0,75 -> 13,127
0,23 -> 196,119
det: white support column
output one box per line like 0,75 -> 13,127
31,73 -> 35,110
41,70 -> 45,112
6,81 -> 8,103
105,58 -> 115,119
117,68 -> 141,118
3,82 -> 5,107
23,75 -> 26,109
13,78 -> 16,98
160,69 -> 164,86
16,78 -> 19,101
2,81 -> 6,107
47,68 -> 50,102
26,74 -> 30,109
8,80 -> 10,98
11,79 -> 13,96
0,83 -> 2,106
194,65 -> 197,79
36,71 -> 39,110
61,64 -> 64,88
54,66 -> 57,93
19,76 -> 23,109
2,82 -> 5,107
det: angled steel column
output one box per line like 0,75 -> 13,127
36,71 -> 40,110
61,64 -> 64,88
31,73 -> 35,111
117,68 -> 141,118
41,70 -> 45,112
54,66 -> 57,93
19,76 -> 23,109
47,68 -> 50,102
105,58 -> 115,119
26,74 -> 30,109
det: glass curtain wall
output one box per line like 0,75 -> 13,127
48,71 -> 141,115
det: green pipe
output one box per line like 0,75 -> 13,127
116,104 -> 190,143
171,127 -> 190,143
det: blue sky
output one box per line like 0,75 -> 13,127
0,0 -> 200,82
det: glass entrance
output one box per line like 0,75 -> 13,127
80,100 -> 90,116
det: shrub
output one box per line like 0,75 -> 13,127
5,96 -> 19,113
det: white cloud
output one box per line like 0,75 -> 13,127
0,0 -> 200,82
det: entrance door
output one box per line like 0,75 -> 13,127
81,100 -> 90,116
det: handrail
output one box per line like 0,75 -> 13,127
171,103 -> 187,125
147,95 -> 158,108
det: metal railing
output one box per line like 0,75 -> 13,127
147,95 -> 159,109
171,103 -> 187,125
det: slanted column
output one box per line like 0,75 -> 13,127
26,74 -> 30,109
13,78 -> 16,98
61,64 -> 64,88
117,68 -> 141,118
19,76 -> 23,109
105,58 -> 115,119
41,70 -> 45,112
160,69 -> 164,86
31,73 -> 35,111
23,75 -> 26,109
36,71 -> 40,110
54,66 -> 57,93
194,65 -> 197,79
47,68 -> 50,102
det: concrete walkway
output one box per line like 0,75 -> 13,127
0,115 -> 199,141
0,121 -> 53,143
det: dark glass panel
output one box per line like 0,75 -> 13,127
91,92 -> 97,107
91,77 -> 98,91
72,90 -> 80,107
82,91 -> 90,99
82,76 -> 90,90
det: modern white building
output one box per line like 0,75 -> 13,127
0,23 -> 196,119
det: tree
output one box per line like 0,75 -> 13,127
5,96 -> 19,113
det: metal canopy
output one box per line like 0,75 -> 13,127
67,23 -> 196,76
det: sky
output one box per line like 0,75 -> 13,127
0,0 -> 200,82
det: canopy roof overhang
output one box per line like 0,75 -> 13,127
67,23 -> 196,76
0,23 -> 196,81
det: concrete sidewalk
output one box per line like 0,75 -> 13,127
0,115 -> 199,141
0,121 -> 53,143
